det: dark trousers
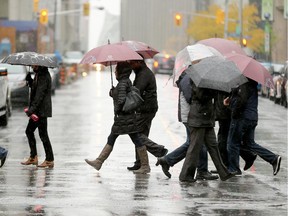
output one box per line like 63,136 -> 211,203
165,123 -> 208,172
25,117 -> 54,161
218,119 -> 257,169
179,127 -> 230,181
139,112 -> 165,156
217,119 -> 231,166
107,133 -> 143,148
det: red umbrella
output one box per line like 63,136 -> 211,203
225,53 -> 274,88
80,43 -> 143,86
197,38 -> 246,56
115,40 -> 159,59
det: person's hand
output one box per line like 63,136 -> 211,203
24,108 -> 32,117
223,97 -> 230,106
25,72 -> 32,81
109,86 -> 115,97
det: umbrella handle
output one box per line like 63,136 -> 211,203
109,62 -> 113,87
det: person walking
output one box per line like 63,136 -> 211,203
85,62 -> 159,174
214,91 -> 257,174
179,79 -> 234,182
156,70 -> 218,180
21,65 -> 54,168
226,78 -> 281,175
0,146 -> 8,168
126,59 -> 168,171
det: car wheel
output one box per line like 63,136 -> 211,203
0,100 -> 9,126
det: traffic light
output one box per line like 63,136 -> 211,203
174,13 -> 182,26
83,2 -> 90,16
39,9 -> 48,25
241,38 -> 247,47
216,9 -> 224,24
33,0 -> 39,12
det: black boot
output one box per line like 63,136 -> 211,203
127,162 -> 141,171
155,157 -> 171,178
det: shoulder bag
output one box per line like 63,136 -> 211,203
122,86 -> 144,113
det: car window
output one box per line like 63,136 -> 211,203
0,64 -> 26,74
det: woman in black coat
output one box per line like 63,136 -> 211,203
85,62 -> 151,174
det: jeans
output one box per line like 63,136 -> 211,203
241,119 -> 277,164
165,123 -> 208,172
227,118 -> 243,172
227,118 -> 277,172
0,146 -> 8,159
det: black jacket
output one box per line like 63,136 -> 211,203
27,68 -> 52,117
187,82 -> 216,128
133,62 -> 158,114
215,91 -> 231,121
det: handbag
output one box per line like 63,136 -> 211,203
122,86 -> 144,113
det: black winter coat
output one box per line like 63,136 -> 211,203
187,82 -> 216,128
111,77 -> 144,135
27,69 -> 52,117
133,63 -> 158,114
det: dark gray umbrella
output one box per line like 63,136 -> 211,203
1,52 -> 57,68
186,56 -> 248,92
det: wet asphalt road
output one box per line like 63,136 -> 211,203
0,71 -> 287,216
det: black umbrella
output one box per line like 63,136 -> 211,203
186,56 -> 248,92
1,52 -> 57,68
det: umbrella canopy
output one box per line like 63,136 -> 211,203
173,44 -> 223,84
197,38 -> 246,56
186,56 -> 248,93
225,53 -> 274,88
1,52 -> 57,68
80,43 -> 143,66
115,40 -> 159,59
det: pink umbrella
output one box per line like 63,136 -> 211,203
225,53 -> 274,88
197,38 -> 246,56
80,43 -> 143,66
80,43 -> 143,86
115,40 -> 159,59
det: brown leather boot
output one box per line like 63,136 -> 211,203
21,156 -> 38,166
37,160 -> 54,168
85,144 -> 113,170
133,146 -> 151,174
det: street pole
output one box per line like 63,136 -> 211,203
53,0 -> 57,51
239,0 -> 243,46
224,0 -> 229,39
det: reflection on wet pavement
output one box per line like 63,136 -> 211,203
0,72 -> 287,215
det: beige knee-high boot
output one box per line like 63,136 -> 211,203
85,144 -> 113,170
133,146 -> 151,174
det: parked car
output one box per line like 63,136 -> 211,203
0,63 -> 29,106
152,53 -> 175,75
0,67 -> 12,126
